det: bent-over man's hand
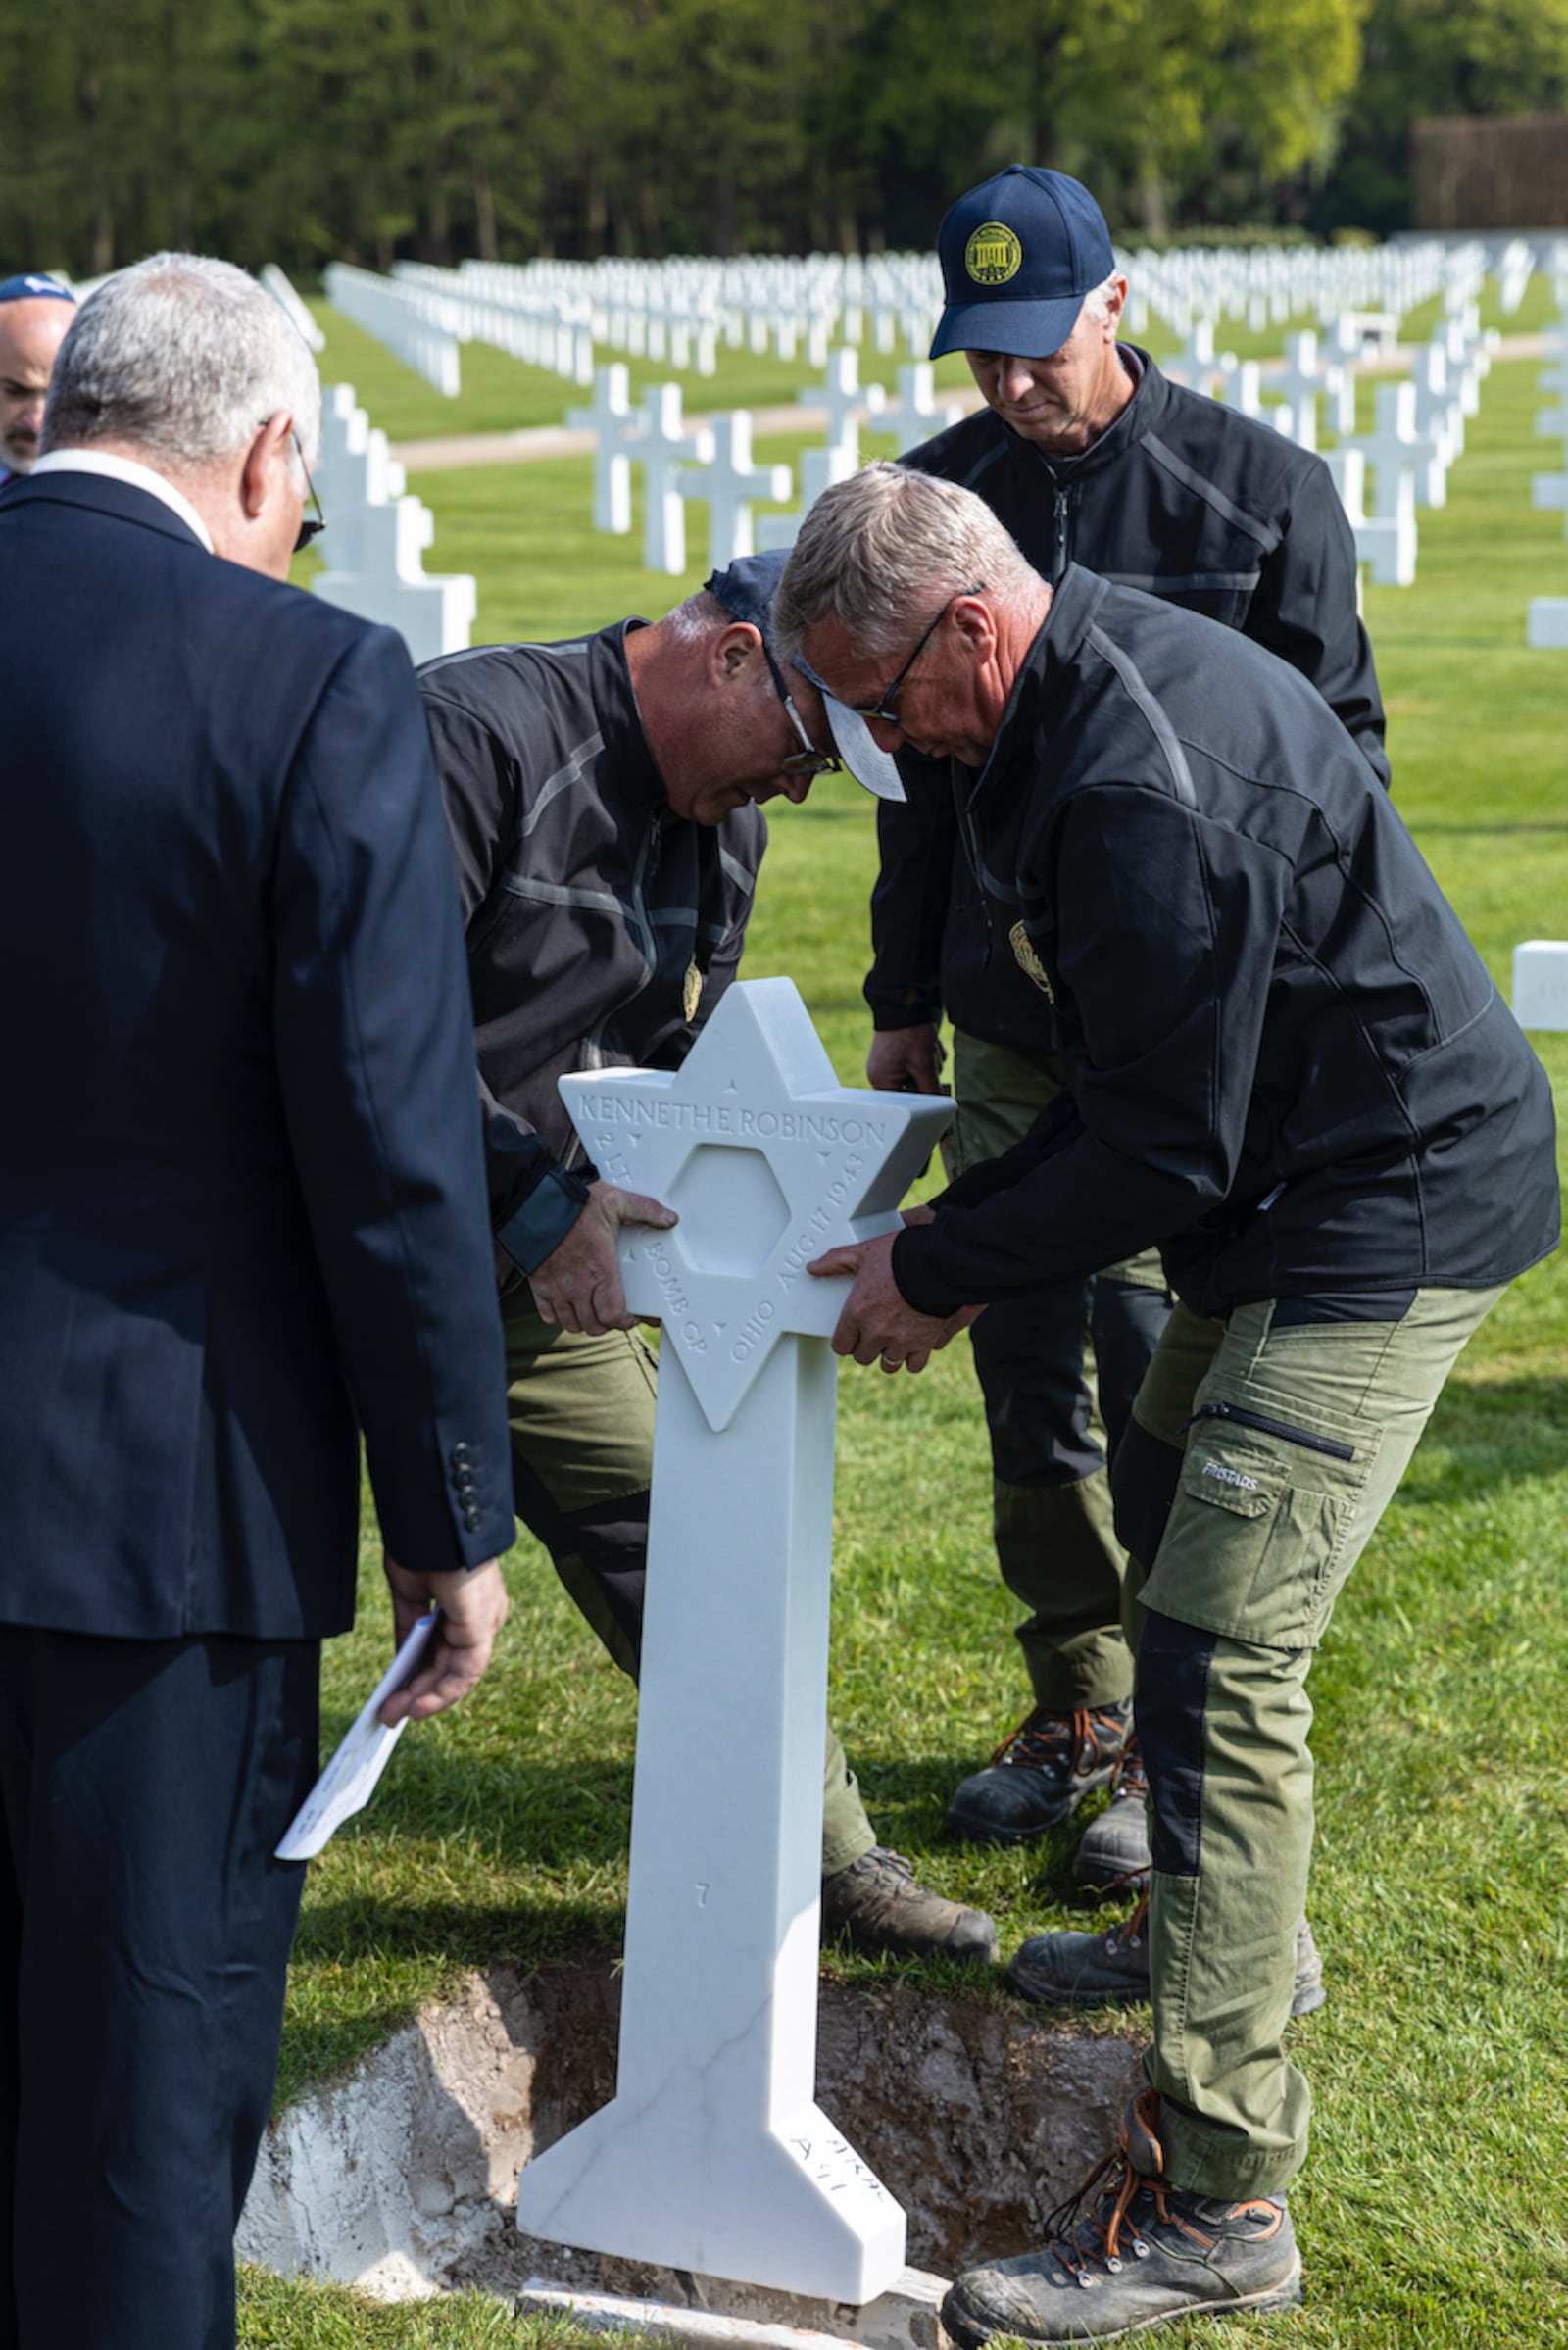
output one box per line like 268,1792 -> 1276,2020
379,1554 -> 511,1724
808,1226 -> 980,1374
529,1178 -> 677,1336
866,1024 -> 946,1096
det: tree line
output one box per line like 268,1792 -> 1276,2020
2,0 -> 1565,282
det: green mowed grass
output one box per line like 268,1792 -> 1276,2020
270,295 -> 1568,2346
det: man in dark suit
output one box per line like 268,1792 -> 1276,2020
0,252 -> 514,2350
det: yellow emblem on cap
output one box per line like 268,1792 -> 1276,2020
965,222 -> 1023,286
684,959 -> 703,1021
1009,920 -> 1054,1002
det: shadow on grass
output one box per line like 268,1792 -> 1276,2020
293,1892 -> 621,1975
352,1752 -> 637,1867
1399,1373 -> 1568,1497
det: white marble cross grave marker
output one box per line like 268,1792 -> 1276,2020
1164,318 -> 1233,397
1348,380 -> 1438,523
876,362 -> 965,456
566,364 -> 647,535
514,979 -> 952,2303
797,347 -> 885,465
677,411 -> 792,564
1324,445 -> 1416,588
639,383 -> 716,575
753,443 -> 857,555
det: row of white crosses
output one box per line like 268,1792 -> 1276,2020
323,263 -> 463,397
453,251 -> 946,372
325,235 -> 1542,412
309,384 -> 476,662
1160,275 -> 1516,591
1122,234 -> 1500,343
394,260 -> 597,387
260,263 -> 324,352
568,350 -> 963,573
356,237 -> 1534,386
325,251 -> 946,387
567,286 -> 1513,587
1527,260 -> 1568,651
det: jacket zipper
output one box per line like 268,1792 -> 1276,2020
1053,482 -> 1072,580
955,790 -> 999,970
1182,1400 -> 1355,1463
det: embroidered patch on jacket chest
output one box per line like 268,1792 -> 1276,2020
1009,921 -> 1054,1003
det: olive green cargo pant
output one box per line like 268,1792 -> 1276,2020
502,1298 -> 877,1877
1115,1287 -> 1505,2199
948,1031 -> 1171,1712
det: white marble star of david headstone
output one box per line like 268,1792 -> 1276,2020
564,976 -> 949,1434
513,977 -> 952,2304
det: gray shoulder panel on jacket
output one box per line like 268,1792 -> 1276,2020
1142,434 -> 1284,555
1084,623 -> 1198,808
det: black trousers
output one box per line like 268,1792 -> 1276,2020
0,1628 -> 319,2350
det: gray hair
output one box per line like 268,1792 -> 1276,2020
1080,270 -> 1125,329
660,588 -> 730,645
772,463 -> 1041,665
41,253 -> 321,475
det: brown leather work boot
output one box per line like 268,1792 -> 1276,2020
820,1845 -> 998,1963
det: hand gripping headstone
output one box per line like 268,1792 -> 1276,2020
514,979 -> 952,2302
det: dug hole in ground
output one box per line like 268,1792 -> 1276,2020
238,1957 -> 1146,2346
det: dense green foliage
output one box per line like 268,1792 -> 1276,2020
3,0 -> 1566,278
1324,0 -> 1568,231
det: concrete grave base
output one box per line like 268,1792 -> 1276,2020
238,1956 -> 1145,2340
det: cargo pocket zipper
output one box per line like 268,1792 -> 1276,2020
1180,1400 -> 1355,1463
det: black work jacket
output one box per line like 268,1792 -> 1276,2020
872,349 -> 1390,1053
420,625 -> 764,1281
891,569 -> 1557,1323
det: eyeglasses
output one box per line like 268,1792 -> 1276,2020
291,429 -> 326,554
262,416 -> 327,552
761,644 -> 842,777
850,584 -> 985,726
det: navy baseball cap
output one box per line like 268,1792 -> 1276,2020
930,168 -> 1115,361
0,274 -> 75,305
706,552 -> 905,803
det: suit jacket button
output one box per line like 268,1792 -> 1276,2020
464,1507 -> 483,1531
451,1442 -> 471,1465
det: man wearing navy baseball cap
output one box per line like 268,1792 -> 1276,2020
0,273 -> 75,485
931,166 -> 1118,362
416,552 -> 997,1968
864,163 -> 1388,1967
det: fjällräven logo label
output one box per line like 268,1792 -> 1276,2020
965,223 -> 1023,285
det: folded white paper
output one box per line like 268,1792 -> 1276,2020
275,1611 -> 439,1860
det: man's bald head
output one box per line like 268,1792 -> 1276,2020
0,288 -> 75,475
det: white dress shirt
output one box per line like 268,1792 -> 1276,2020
28,449 -> 215,553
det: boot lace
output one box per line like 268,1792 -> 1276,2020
1041,2091 -> 1210,2280
1108,1736 -> 1149,1806
1103,1889 -> 1150,1951
989,1705 -> 1101,1773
